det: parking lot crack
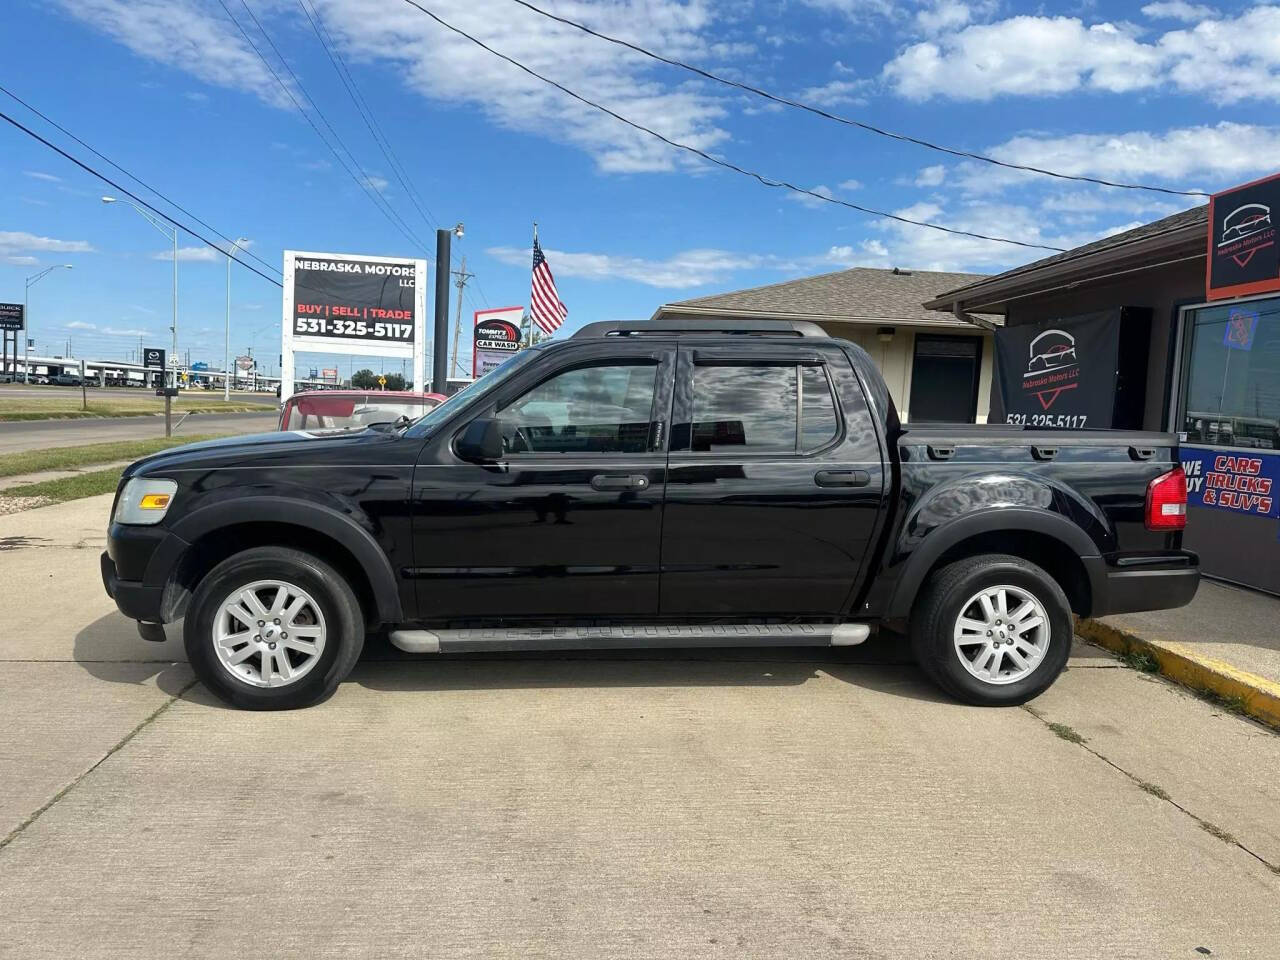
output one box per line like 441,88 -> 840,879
0,678 -> 198,855
1021,704 -> 1280,877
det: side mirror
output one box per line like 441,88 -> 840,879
455,418 -> 505,462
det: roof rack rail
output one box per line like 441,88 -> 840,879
572,318 -> 829,339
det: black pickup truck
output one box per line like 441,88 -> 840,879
102,319 -> 1198,709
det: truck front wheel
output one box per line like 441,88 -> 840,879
910,553 -> 1072,706
184,546 -> 365,710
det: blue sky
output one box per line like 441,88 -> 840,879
3,0 -> 1278,379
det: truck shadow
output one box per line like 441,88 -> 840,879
71,613 -> 950,706
348,632 -> 951,703
72,611 -> 192,697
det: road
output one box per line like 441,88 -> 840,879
1,495 -> 1277,959
0,410 -> 278,454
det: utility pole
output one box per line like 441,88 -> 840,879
450,255 -> 474,378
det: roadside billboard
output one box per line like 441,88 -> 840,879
281,250 -> 427,403
473,306 -> 523,378
0,303 -> 24,331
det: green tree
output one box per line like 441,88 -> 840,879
351,368 -> 377,389
382,373 -> 406,391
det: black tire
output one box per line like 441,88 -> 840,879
184,546 -> 365,710
909,553 -> 1072,706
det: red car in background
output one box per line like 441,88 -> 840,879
279,390 -> 447,432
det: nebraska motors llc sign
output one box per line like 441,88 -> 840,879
1207,171 -> 1280,301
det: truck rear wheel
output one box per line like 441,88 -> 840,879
184,547 -> 365,710
910,553 -> 1071,706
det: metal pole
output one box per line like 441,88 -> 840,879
22,280 -> 29,384
166,227 -> 177,437
432,228 -> 451,394
225,247 -> 232,401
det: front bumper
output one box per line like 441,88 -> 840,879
101,550 -> 165,622
1085,553 -> 1200,617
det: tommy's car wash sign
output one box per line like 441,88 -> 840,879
472,306 -> 523,378
993,310 -> 1119,429
281,250 -> 427,404
1207,171 -> 1280,301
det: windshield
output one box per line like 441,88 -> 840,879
283,395 -> 441,431
405,349 -> 542,436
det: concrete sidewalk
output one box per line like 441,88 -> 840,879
1078,579 -> 1280,729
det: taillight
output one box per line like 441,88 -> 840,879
1145,467 -> 1187,531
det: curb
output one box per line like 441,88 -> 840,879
1076,617 -> 1280,731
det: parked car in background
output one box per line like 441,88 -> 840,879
278,390 -> 447,432
50,373 -> 82,386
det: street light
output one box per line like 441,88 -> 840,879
103,196 -> 179,436
22,264 -> 73,384
225,237 -> 249,400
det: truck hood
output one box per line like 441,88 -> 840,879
124,427 -> 398,477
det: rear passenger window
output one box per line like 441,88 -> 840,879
685,362 -> 840,453
801,366 -> 839,450
691,364 -> 796,452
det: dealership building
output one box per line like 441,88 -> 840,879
654,266 -> 999,424
926,197 -> 1280,596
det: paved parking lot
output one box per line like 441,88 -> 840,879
2,494 -> 1278,959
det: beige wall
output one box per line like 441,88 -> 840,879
823,323 -> 994,423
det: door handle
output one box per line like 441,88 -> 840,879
591,474 -> 650,491
814,469 -> 870,488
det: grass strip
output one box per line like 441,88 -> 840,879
0,434 -> 228,478
2,468 -> 127,503
0,402 -> 273,421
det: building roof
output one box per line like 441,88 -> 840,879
924,204 -> 1209,313
654,266 -> 998,326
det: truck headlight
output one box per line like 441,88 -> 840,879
114,478 -> 178,525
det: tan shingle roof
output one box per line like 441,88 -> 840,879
661,266 -> 995,323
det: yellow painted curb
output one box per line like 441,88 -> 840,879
1076,617 -> 1280,731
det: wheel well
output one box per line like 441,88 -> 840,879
167,522 -> 378,625
928,530 -> 1093,616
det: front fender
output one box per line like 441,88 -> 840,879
151,495 -> 403,624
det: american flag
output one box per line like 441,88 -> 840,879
530,237 -> 567,335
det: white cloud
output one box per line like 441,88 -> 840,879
797,78 -> 869,107
51,0 -> 295,108
823,239 -> 891,267
183,90 -> 209,102
487,244 -> 774,288
0,231 -> 94,263
960,122 -> 1280,192
884,7 -> 1280,103
915,164 -> 947,187
153,245 -> 219,262
23,171 -> 61,183
102,326 -> 150,336
915,1 -> 974,35
361,173 -> 390,193
1141,1 -> 1216,21
788,184 -> 836,209
795,0 -> 896,18
68,321 -> 97,330
56,0 -> 738,175
838,178 -> 863,191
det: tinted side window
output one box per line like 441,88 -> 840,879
801,365 -> 839,450
498,362 -> 657,454
690,364 -> 797,452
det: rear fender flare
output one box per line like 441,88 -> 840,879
886,508 -> 1102,620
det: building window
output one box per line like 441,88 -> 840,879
1179,296 -> 1280,450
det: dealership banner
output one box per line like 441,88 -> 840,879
1182,447 -> 1279,519
992,310 -> 1120,429
473,306 -> 523,378
1207,171 -> 1280,301
281,250 -> 427,404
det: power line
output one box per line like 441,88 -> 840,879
296,0 -> 444,236
0,83 -> 283,278
0,108 -> 283,286
216,0 -> 431,254
505,0 -> 1208,200
396,0 -> 1065,253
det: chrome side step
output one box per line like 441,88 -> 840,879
389,622 -> 870,654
